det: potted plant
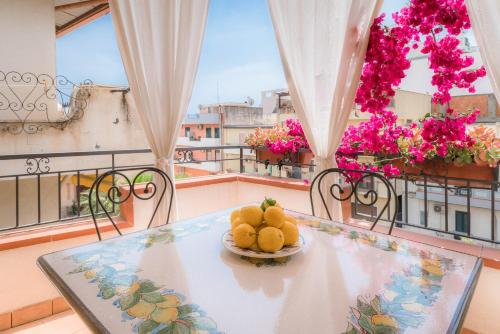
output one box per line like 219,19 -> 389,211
245,119 -> 313,165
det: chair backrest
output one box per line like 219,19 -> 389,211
309,168 -> 398,234
88,167 -> 174,240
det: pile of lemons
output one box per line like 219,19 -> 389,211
230,198 -> 299,253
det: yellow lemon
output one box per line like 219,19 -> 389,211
264,206 -> 285,228
126,300 -> 155,319
231,217 -> 243,233
230,209 -> 240,223
256,222 -> 268,234
280,221 -> 299,246
151,307 -> 178,323
156,294 -> 181,308
258,227 -> 284,252
233,224 -> 257,248
285,215 -> 297,224
371,315 -> 398,328
248,242 -> 261,252
240,206 -> 264,227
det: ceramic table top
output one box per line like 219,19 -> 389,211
38,207 -> 482,334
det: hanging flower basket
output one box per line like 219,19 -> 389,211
392,158 -> 497,186
255,147 -> 314,165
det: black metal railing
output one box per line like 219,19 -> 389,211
0,146 -> 498,246
0,70 -> 92,134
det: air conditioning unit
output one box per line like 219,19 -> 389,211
433,205 -> 442,213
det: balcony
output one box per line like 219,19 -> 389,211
0,146 -> 499,333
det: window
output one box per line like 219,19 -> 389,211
419,211 -> 426,226
206,128 -> 212,138
214,127 -> 220,138
185,127 -> 190,138
455,211 -> 469,233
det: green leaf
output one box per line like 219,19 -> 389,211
171,321 -> 191,334
342,323 -> 360,334
374,324 -> 398,334
176,304 -> 199,318
138,320 -> 160,334
157,324 -> 173,334
142,292 -> 166,303
185,316 -> 217,330
358,313 -> 374,334
138,280 -> 161,293
370,296 -> 382,314
119,292 -> 140,310
101,287 -> 115,299
157,321 -> 190,334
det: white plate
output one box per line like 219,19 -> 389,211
222,230 -> 304,259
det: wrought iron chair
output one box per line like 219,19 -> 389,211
309,168 -> 398,234
88,167 -> 174,240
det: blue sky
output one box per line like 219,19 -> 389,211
56,0 -> 408,114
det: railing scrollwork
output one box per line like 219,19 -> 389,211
0,70 -> 92,134
25,157 -> 50,174
176,149 -> 195,163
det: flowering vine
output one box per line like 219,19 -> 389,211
336,0 -> 489,177
245,118 -> 309,155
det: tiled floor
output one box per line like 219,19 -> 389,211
2,311 -> 90,334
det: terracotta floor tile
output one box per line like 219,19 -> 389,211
52,297 -> 70,314
11,301 -> 51,327
3,311 -> 88,334
0,311 -> 11,331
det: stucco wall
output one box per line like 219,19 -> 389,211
0,0 -> 57,122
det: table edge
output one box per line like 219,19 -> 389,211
447,257 -> 483,334
37,255 -> 109,334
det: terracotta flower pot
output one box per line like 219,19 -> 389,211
391,158 -> 497,187
255,148 -> 313,165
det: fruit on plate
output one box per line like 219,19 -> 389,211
239,206 -> 264,227
280,221 -> 299,246
260,197 -> 282,211
258,227 -> 284,252
231,217 -> 243,232
264,206 -> 285,228
230,209 -> 240,223
233,224 -> 257,248
285,215 -> 297,224
229,199 -> 300,253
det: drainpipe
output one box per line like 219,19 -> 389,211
219,105 -> 224,173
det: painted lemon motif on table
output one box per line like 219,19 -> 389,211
151,307 -> 179,323
126,300 -> 155,319
84,270 -> 96,279
156,294 -> 181,308
371,314 -> 398,328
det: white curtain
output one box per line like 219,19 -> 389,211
109,0 -> 209,223
268,0 -> 382,219
465,0 -> 500,104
